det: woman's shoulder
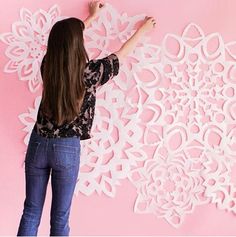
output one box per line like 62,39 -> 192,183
83,54 -> 119,88
84,54 -> 119,74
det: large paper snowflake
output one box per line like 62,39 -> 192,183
1,4 -> 236,228
0,5 -> 63,92
127,23 -> 236,226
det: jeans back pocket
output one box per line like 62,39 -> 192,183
53,144 -> 78,169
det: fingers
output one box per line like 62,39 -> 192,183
90,0 -> 104,8
151,18 -> 156,27
145,16 -> 156,27
89,0 -> 105,16
99,3 -> 105,8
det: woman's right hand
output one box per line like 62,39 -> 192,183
114,16 -> 157,62
139,16 -> 156,33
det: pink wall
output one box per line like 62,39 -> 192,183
1,0 -> 236,235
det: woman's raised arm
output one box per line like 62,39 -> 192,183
83,1 -> 104,28
83,1 -> 156,62
115,16 -> 156,62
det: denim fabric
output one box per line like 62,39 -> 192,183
17,129 -> 81,236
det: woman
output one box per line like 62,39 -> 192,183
17,1 -> 156,236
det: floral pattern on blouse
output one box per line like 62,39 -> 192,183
33,53 -> 120,140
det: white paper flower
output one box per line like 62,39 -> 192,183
0,5 -> 62,92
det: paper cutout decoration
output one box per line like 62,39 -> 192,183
0,5 -> 63,92
1,4 -> 236,228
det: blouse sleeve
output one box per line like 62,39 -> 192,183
84,53 -> 120,88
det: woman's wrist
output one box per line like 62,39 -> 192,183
135,27 -> 147,38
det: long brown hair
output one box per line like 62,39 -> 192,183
41,17 -> 89,126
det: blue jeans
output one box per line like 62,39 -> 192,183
17,129 -> 81,236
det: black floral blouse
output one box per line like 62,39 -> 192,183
33,54 -> 119,140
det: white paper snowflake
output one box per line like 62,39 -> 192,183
127,23 -> 236,226
0,5 -> 63,92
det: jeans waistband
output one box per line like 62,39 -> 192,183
31,129 -> 80,143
